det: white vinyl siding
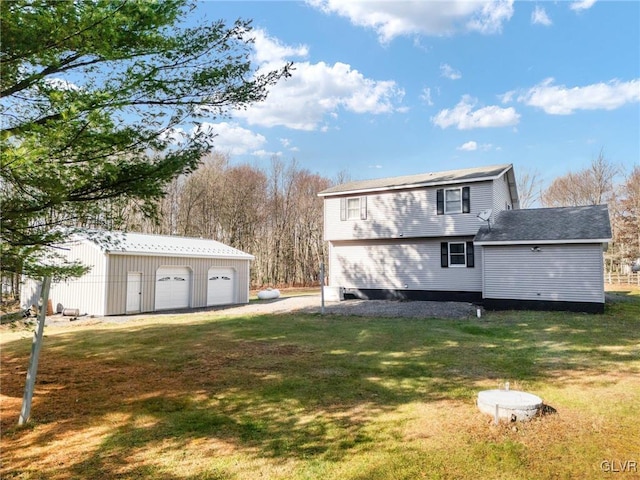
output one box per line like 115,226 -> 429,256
329,239 -> 482,293
493,171 -> 516,213
482,244 -> 605,303
324,181 -> 494,241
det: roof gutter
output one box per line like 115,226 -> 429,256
474,238 -> 611,246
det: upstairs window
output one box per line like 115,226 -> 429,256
445,188 -> 462,213
437,186 -> 470,215
347,198 -> 360,219
340,196 -> 367,220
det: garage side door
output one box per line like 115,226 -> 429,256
207,268 -> 235,306
155,266 -> 191,310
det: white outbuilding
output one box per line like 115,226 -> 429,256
21,231 -> 254,316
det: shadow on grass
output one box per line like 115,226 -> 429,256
2,301 -> 639,477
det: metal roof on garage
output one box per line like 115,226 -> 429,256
78,230 -> 254,260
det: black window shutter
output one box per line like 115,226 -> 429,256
466,241 -> 474,268
441,242 -> 449,268
340,198 -> 346,221
462,186 -> 470,213
436,189 -> 444,215
360,196 -> 367,220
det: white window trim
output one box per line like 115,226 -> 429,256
448,242 -> 467,267
444,187 -> 462,214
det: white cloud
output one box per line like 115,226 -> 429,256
458,141 -> 478,151
420,87 -> 434,106
230,29 -> 405,131
307,0 -> 514,43
44,77 -> 80,91
518,78 -> 640,114
466,0 -> 515,34
236,60 -> 405,130
457,141 -> 495,151
251,149 -> 282,158
279,138 -> 300,152
432,95 -> 520,130
570,0 -> 597,12
193,122 -> 267,155
251,28 -> 309,66
531,6 -> 552,26
499,90 -> 516,104
440,64 -> 462,80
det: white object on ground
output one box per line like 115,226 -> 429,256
257,289 -> 280,300
477,389 -> 543,422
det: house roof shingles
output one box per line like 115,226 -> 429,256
318,163 -> 513,196
474,205 -> 612,244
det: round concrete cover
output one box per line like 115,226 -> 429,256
477,389 -> 543,421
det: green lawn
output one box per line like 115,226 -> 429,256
1,289 -> 639,479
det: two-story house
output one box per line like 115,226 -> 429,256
319,164 -> 611,313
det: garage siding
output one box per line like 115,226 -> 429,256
21,241 -> 108,316
482,244 -> 605,303
105,255 -> 250,315
329,238 -> 482,293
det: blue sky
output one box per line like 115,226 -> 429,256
186,0 -> 639,188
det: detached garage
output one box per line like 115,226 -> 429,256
474,205 -> 611,313
21,231 -> 254,316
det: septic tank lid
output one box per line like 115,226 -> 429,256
477,387 -> 543,422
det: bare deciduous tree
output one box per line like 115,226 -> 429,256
614,166 -> 640,267
515,167 -> 543,209
541,150 -> 619,207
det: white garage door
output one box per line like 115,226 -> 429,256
155,266 -> 191,310
207,268 -> 235,306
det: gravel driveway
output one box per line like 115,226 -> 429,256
42,294 -> 480,327
222,294 -> 479,319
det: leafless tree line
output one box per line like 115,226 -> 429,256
122,153 -> 332,287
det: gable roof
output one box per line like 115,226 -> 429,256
474,205 -> 611,245
318,163 -> 514,197
76,230 -> 254,260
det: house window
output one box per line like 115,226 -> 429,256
340,196 -> 367,220
437,186 -> 470,215
347,198 -> 360,219
449,242 -> 466,266
441,241 -> 475,268
445,188 -> 462,213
